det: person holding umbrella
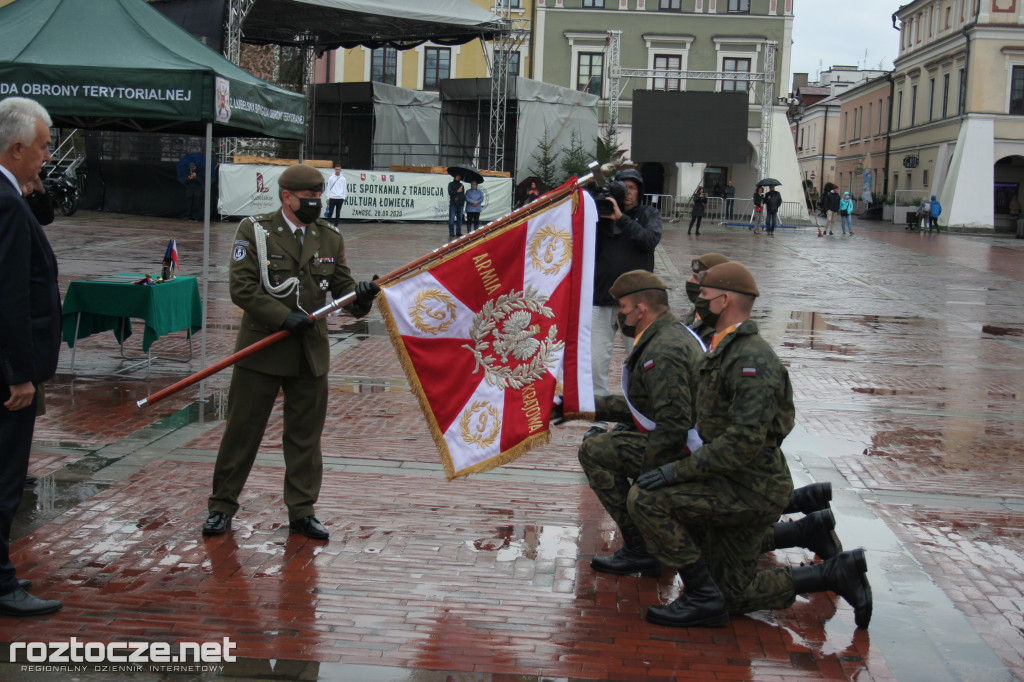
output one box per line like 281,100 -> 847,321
758,179 -> 783,236
447,171 -> 465,238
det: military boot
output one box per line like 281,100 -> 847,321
590,525 -> 660,577
792,548 -> 873,629
645,558 -> 730,628
772,509 -> 842,560
782,481 -> 832,515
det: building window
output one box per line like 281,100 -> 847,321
659,0 -> 681,9
508,52 -> 521,78
911,84 -> 917,125
728,0 -> 751,12
928,78 -> 935,121
842,111 -> 848,142
945,6 -> 951,28
582,0 -> 605,6
896,90 -> 903,130
371,47 -> 397,85
721,57 -> 750,92
577,52 -> 603,96
867,102 -> 873,137
923,169 -> 929,186
1011,66 -> 1024,114
942,73 -> 949,118
423,47 -> 450,91
958,68 -> 965,114
653,54 -> 682,90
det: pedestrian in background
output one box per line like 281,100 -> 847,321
0,97 -> 63,616
928,195 -> 942,232
724,180 -> 735,220
324,164 -> 347,227
464,180 -> 484,232
840,191 -> 854,236
764,184 -> 782,237
688,187 -> 707,235
447,172 -> 465,238
824,186 -> 840,235
751,186 -> 764,234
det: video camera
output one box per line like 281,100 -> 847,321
586,160 -> 627,217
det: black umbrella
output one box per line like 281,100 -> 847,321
755,177 -> 782,187
447,164 -> 484,184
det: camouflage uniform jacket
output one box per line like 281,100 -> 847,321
673,320 -> 794,508
595,311 -> 703,469
682,307 -> 715,347
229,209 -> 370,378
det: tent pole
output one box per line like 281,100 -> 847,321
200,122 -> 212,410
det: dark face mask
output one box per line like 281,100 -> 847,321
293,197 -> 322,224
693,294 -> 723,328
617,311 -> 636,339
685,281 -> 702,304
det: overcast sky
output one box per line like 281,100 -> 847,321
790,1 -> 900,86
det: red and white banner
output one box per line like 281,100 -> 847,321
378,182 -> 596,479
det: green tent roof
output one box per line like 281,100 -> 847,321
0,0 -> 307,139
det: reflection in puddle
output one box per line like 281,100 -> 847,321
470,524 -> 580,562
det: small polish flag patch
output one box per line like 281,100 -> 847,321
742,367 -> 757,377
643,359 -> 655,371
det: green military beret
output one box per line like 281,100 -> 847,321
609,270 -> 667,298
279,164 -> 325,192
699,262 -> 760,297
691,252 -> 729,273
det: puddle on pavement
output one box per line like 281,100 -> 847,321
470,523 -> 580,562
12,464 -> 113,541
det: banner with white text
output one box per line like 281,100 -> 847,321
218,164 -> 513,223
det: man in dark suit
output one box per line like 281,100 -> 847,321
202,164 -> 379,540
0,97 -> 63,616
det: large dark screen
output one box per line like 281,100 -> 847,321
631,90 -> 748,163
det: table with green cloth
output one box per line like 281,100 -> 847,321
61,275 -> 202,359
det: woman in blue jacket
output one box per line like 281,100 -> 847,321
839,191 -> 854,235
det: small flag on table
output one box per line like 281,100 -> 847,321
164,239 -> 180,271
378,180 -> 597,479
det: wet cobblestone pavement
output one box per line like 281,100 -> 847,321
0,212 -> 1022,681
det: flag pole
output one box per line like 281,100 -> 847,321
137,175 -> 591,409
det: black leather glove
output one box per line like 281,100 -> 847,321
282,310 -> 315,335
636,462 -> 676,491
355,280 -> 380,306
550,399 -> 565,425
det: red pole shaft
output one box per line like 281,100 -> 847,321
137,177 -> 586,409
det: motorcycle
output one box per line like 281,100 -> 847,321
42,173 -> 79,217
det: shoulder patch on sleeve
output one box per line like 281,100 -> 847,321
741,367 -> 757,377
643,359 -> 655,371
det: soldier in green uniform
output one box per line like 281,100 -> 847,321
682,252 -> 729,346
568,270 -> 705,577
629,262 -> 872,629
683,253 -> 839,558
202,164 -> 380,540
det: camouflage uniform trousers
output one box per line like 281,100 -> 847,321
627,477 -> 798,615
578,430 -> 650,531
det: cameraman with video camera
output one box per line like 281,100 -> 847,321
586,168 -> 663,440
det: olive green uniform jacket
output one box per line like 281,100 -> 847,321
594,311 -> 703,470
230,210 -> 370,376
673,320 -> 794,509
